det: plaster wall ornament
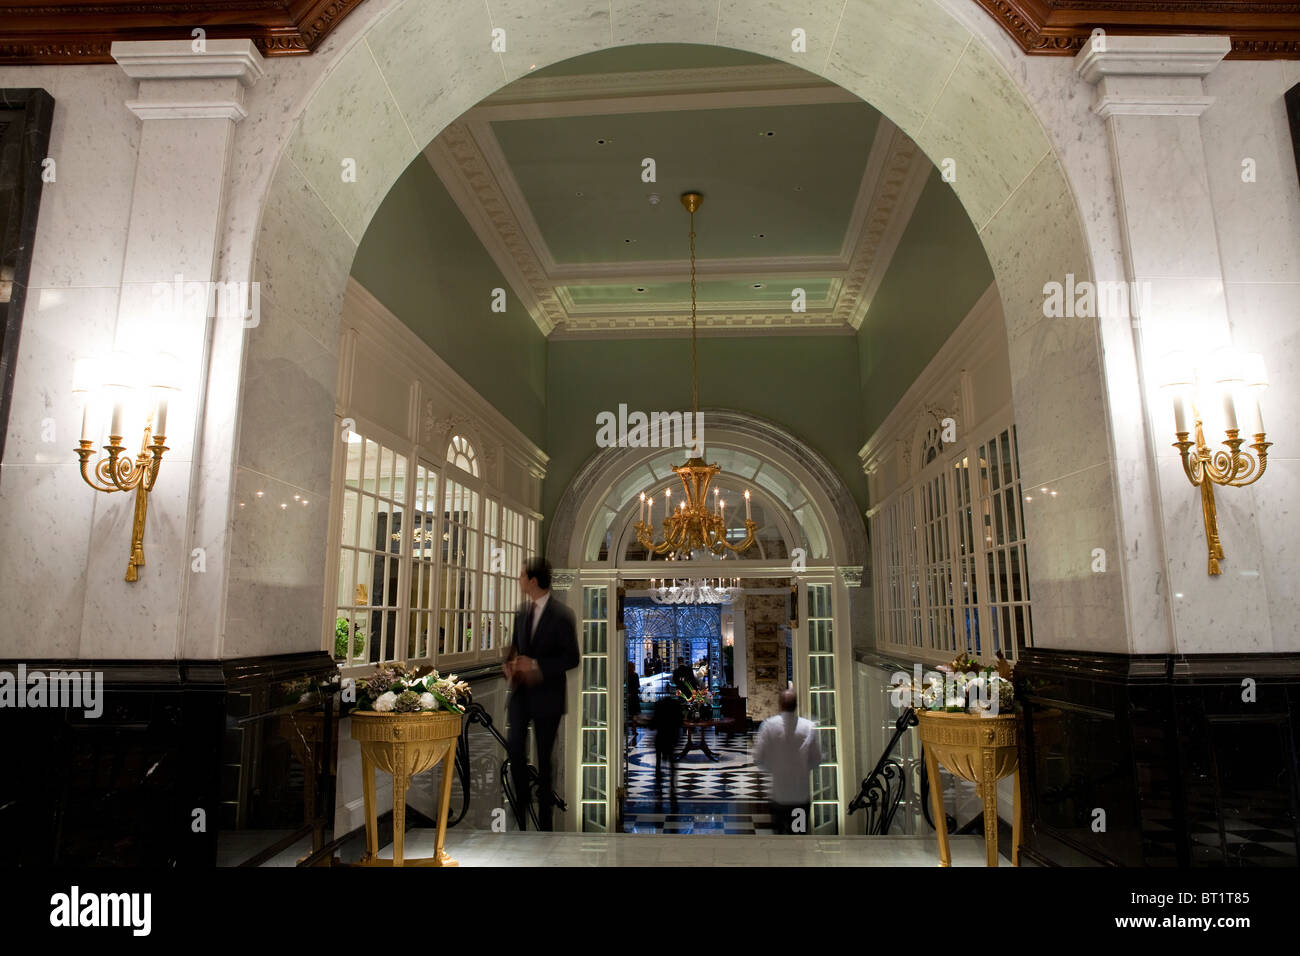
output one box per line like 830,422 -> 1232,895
838,566 -> 864,588
550,569 -> 578,591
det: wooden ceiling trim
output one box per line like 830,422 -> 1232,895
1,1 -> 1297,65
974,0 -> 1300,59
0,0 -> 364,64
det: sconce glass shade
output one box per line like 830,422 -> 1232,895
1157,351 -> 1196,389
1212,347 -> 1244,385
72,357 -> 102,396
146,352 -> 182,391
100,351 -> 137,390
74,351 -> 182,442
1242,352 -> 1268,389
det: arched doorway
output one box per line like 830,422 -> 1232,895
549,409 -> 868,832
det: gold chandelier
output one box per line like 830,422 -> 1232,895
633,192 -> 758,559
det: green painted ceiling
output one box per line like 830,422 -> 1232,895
491,102 -> 881,268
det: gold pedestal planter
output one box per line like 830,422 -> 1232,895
916,709 -> 1021,867
351,710 -> 463,867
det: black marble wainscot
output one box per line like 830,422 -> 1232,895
0,652 -> 338,866
1015,649 -> 1300,867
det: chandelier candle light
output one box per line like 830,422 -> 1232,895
72,352 -> 180,582
635,193 -> 758,559
1159,348 -> 1270,576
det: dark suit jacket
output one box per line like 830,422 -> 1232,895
508,595 -> 580,718
650,696 -> 683,754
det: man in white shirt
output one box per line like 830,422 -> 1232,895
753,688 -> 822,835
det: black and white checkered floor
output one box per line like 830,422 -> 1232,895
623,726 -> 774,834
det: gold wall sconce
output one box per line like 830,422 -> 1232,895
72,353 -> 180,582
1159,348 -> 1270,575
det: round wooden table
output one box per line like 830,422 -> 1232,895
677,717 -> 735,761
631,714 -> 737,760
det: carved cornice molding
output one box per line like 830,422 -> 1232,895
0,0 -> 365,64
973,0 -> 1300,60
839,123 -> 930,330
424,122 -> 563,336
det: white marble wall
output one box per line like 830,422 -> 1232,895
1200,60 -> 1300,651
0,65 -> 140,658
1,1 -> 1294,668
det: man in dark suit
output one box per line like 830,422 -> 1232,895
504,557 -> 580,831
649,694 -> 683,812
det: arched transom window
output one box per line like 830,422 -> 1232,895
447,435 -> 479,477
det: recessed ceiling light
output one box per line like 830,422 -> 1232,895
575,190 -> 584,197
760,130 -> 775,137
624,238 -> 636,244
635,287 -> 647,293
753,233 -> 766,239
793,185 -> 803,192
596,137 -> 610,145
752,283 -> 764,289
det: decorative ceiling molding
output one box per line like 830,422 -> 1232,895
426,67 -> 931,337
5,4 -> 1296,66
554,283 -> 840,316
423,125 -> 563,335
838,123 -> 930,330
0,0 -> 365,64
973,0 -> 1300,59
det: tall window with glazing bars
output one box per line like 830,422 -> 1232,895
869,425 -> 1032,660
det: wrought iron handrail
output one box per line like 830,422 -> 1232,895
848,707 -> 917,834
448,702 -> 566,829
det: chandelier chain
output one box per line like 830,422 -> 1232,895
690,209 -> 699,421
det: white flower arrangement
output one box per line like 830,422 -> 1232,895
891,653 -> 1017,715
354,664 -> 472,714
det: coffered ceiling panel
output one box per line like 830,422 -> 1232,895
424,53 -> 933,337
490,103 -> 882,264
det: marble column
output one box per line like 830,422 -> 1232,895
1077,36 -> 1274,653
77,40 -> 264,658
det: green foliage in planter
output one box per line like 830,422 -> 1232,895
335,617 -> 365,660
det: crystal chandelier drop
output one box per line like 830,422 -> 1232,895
648,576 -> 742,605
634,192 -> 758,559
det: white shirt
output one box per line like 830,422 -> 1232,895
753,712 -> 822,804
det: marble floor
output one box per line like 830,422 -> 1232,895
362,829 -> 991,867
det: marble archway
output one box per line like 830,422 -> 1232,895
225,0 -> 1130,657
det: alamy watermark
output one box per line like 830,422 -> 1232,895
0,664 -> 104,718
152,272 -> 261,327
1041,273 -> 1151,320
889,663 -> 1009,716
595,404 -> 703,456
50,886 -> 150,936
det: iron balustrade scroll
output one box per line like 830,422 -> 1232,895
849,707 -> 916,834
447,701 -> 566,831
848,705 -> 957,836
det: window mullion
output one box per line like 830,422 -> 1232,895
395,448 -> 415,665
